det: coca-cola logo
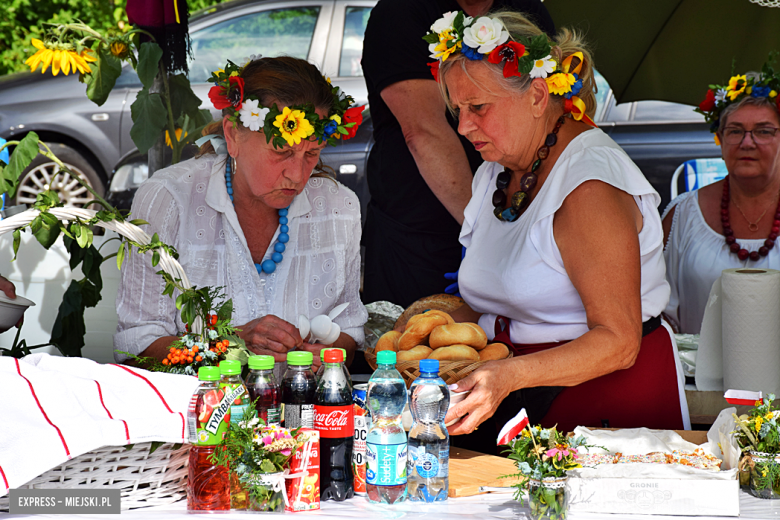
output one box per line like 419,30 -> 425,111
314,405 -> 354,438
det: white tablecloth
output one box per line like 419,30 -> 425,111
5,490 -> 780,519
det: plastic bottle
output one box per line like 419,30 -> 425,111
218,360 -> 249,425
281,351 -> 316,429
245,355 -> 281,425
314,349 -> 354,501
407,359 -> 450,502
317,348 -> 352,387
365,350 -> 408,504
187,366 -> 230,511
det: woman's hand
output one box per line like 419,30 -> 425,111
0,275 -> 21,332
238,315 -> 303,363
445,360 -> 516,435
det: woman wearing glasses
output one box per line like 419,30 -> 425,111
663,66 -> 780,333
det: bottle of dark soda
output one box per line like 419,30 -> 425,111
281,351 -> 316,429
246,355 -> 281,426
187,366 -> 230,511
314,349 -> 354,501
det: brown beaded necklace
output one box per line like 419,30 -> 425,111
721,176 -> 780,261
492,116 -> 565,222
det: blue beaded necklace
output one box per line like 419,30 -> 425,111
225,158 -> 290,275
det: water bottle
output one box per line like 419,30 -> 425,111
366,350 -> 408,504
408,359 -> 450,502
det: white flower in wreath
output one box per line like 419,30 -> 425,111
238,98 -> 270,132
529,55 -> 556,79
430,11 -> 472,33
462,17 -> 508,54
715,88 -> 728,104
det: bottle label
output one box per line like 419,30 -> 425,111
415,452 -> 439,479
314,405 -> 353,438
263,406 -> 281,426
285,404 -> 315,429
366,441 -> 407,486
408,446 -> 449,479
215,383 -> 249,427
194,387 -> 231,445
187,394 -> 198,443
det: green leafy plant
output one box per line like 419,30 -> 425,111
733,394 -> 780,496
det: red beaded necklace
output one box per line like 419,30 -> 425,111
721,176 -> 780,261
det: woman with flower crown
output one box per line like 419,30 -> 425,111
425,10 -> 690,438
662,64 -> 780,334
114,56 -> 368,370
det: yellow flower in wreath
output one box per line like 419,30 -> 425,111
431,30 -> 462,62
25,38 -> 96,76
273,107 -> 315,146
545,73 -> 576,96
755,415 -> 764,432
727,75 -> 747,101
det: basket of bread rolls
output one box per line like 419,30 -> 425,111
365,306 -> 512,388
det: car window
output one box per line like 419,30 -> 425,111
633,100 -> 703,122
339,6 -> 371,77
592,69 -> 610,122
189,7 -> 321,83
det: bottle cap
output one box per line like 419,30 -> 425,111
419,359 -> 439,373
324,349 -> 343,363
198,366 -> 221,381
287,350 -> 313,366
320,348 -> 348,361
376,350 -> 396,365
247,355 -> 274,370
219,359 -> 241,375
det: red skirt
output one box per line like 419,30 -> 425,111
495,319 -> 686,433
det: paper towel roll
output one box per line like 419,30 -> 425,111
722,268 -> 780,395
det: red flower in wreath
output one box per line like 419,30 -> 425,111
699,89 -> 716,112
488,41 -> 527,78
208,76 -> 245,110
342,105 -> 364,140
428,61 -> 440,83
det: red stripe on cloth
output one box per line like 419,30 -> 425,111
111,364 -> 186,441
95,380 -> 130,443
0,464 -> 8,492
112,364 -> 174,412
14,359 -> 70,458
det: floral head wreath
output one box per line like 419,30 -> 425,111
423,11 -> 596,127
207,59 -> 364,148
695,55 -> 780,146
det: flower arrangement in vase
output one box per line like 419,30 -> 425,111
210,402 -> 300,512
733,394 -> 780,499
504,425 -> 592,520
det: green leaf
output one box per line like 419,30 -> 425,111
137,42 -> 163,89
260,459 -> 276,473
422,33 -> 439,44
129,219 -> 149,226
216,299 -> 233,322
49,280 -> 86,357
85,46 -> 122,107
148,440 -> 164,455
130,87 -> 168,154
32,212 -> 61,249
12,229 -> 21,261
117,242 -> 126,269
152,250 -> 160,267
168,73 -> 203,120
5,132 -> 40,197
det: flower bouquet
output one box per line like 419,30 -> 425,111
504,425 -> 592,520
210,403 -> 300,512
733,394 -> 780,499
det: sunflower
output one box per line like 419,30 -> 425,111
165,128 -> 187,148
273,107 -> 314,146
727,75 -> 747,101
545,72 -> 576,96
25,38 -> 96,76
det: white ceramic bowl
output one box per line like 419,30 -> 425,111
0,293 -> 35,330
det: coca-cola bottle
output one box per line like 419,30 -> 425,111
314,349 -> 354,501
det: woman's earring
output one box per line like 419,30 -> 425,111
231,156 -> 237,178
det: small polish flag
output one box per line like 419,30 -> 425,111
724,389 -> 762,406
497,408 -> 529,445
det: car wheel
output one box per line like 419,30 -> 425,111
13,143 -> 104,208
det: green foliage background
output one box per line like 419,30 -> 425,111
0,0 -> 225,76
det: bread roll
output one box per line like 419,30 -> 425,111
375,331 -> 400,353
397,314 -> 450,351
479,343 -> 510,361
428,344 -> 480,362
394,294 -> 465,330
429,323 -> 488,350
405,309 -> 454,330
397,345 -> 432,362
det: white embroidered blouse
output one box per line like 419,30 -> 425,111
113,154 -> 367,361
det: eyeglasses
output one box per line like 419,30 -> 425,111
721,126 -> 779,145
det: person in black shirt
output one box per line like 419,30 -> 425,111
361,0 -> 555,308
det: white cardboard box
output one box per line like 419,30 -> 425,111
568,476 -> 739,516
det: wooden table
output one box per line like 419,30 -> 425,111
686,390 -> 751,426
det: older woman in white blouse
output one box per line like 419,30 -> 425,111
114,56 -> 367,367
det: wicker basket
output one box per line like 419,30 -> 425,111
0,207 -> 196,508
0,442 -> 189,511
365,347 -> 512,388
